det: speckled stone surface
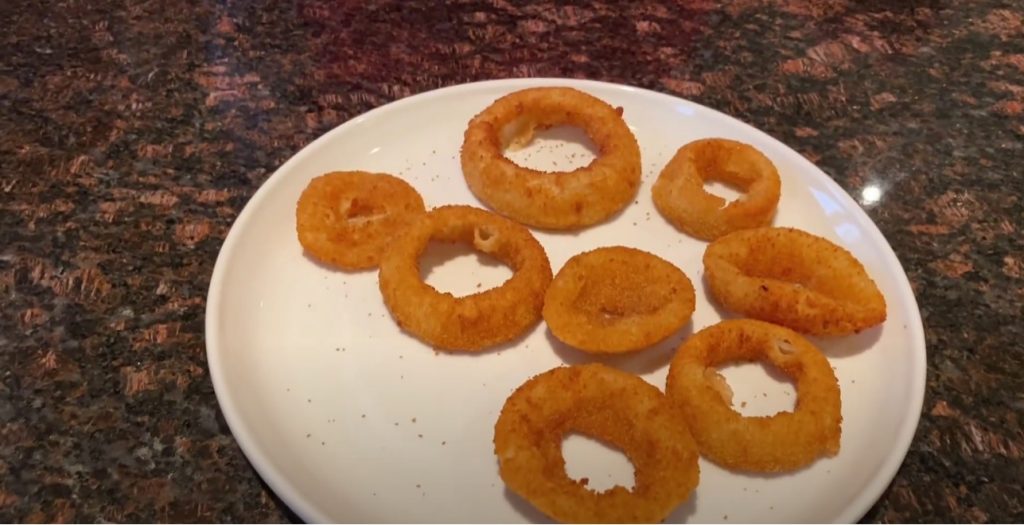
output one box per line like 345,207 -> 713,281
2,0 -> 1022,522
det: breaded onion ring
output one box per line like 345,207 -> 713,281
704,227 -> 886,335
652,138 -> 781,240
494,363 -> 700,523
460,87 -> 642,230
295,171 -> 425,270
666,319 -> 842,472
543,246 -> 696,354
377,205 -> 552,351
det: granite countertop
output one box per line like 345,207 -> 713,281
2,0 -> 1022,522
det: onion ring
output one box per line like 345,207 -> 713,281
295,171 -> 425,270
704,227 -> 886,335
494,363 -> 700,523
543,246 -> 696,354
377,205 -> 552,351
665,319 -> 842,472
652,138 -> 781,240
460,87 -> 642,230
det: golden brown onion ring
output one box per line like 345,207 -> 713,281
652,138 -> 781,241
543,246 -> 696,354
494,363 -> 700,523
295,171 -> 426,270
665,319 -> 842,472
377,205 -> 552,351
460,87 -> 642,230
704,227 -> 886,335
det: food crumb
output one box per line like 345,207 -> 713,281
418,434 -> 423,438
361,414 -> 366,418
412,417 -> 417,423
306,433 -> 311,438
741,401 -> 747,408
442,441 -> 446,445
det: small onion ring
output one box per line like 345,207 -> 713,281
704,227 -> 887,335
295,171 -> 425,270
543,246 -> 696,354
377,205 -> 552,351
652,138 -> 781,241
460,87 -> 642,230
665,319 -> 842,472
494,363 -> 700,523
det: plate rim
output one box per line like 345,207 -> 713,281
205,77 -> 927,523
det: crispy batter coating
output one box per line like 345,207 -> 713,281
296,171 -> 425,270
543,247 -> 696,353
494,364 -> 700,523
652,138 -> 781,241
704,227 -> 887,335
377,205 -> 552,351
461,87 -> 642,230
666,319 -> 842,472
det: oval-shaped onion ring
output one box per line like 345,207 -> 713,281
543,246 -> 696,354
652,138 -> 781,241
461,87 -> 642,230
295,171 -> 426,270
494,363 -> 700,523
704,227 -> 886,335
666,319 -> 842,472
377,205 -> 552,351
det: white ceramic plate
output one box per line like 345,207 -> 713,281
205,79 -> 926,523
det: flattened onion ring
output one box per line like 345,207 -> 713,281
704,227 -> 886,335
665,319 -> 842,472
543,246 -> 695,354
460,87 -> 642,230
494,363 -> 700,523
652,138 -> 781,240
377,205 -> 552,351
296,171 -> 425,270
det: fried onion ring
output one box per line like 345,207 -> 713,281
704,227 -> 887,335
377,205 -> 552,351
295,171 -> 425,270
665,319 -> 841,472
652,138 -> 781,240
543,246 -> 696,354
460,87 -> 642,230
494,363 -> 700,523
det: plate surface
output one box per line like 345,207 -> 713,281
205,78 -> 926,523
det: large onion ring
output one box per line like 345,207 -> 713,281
543,246 -> 696,354
460,87 -> 642,230
494,363 -> 700,523
377,205 -> 552,351
666,319 -> 842,472
652,138 -> 781,240
295,171 -> 425,270
704,227 -> 887,335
